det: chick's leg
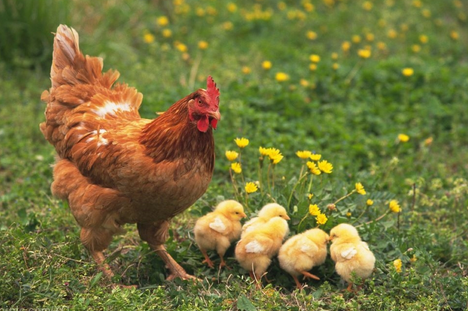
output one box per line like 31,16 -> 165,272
200,249 -> 215,268
138,221 -> 197,281
301,271 -> 320,281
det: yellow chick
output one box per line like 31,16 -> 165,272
194,200 -> 247,269
235,216 -> 289,286
329,223 -> 376,291
278,228 -> 329,289
241,203 -> 290,238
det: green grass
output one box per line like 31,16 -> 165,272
1,0 -> 468,310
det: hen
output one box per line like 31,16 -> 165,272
40,25 -> 221,282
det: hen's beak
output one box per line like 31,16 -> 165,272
209,110 -> 221,121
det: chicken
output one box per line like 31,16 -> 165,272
241,203 -> 290,238
329,223 -> 376,291
235,216 -> 289,286
278,228 -> 329,290
194,200 -> 246,269
39,25 -> 221,282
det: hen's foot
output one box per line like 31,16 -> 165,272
153,245 -> 199,281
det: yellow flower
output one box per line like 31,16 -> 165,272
270,153 -> 284,164
410,255 -> 417,262
366,33 -> 375,42
245,182 -> 258,193
366,199 -> 374,206
309,63 -> 317,71
198,41 -> 209,50
162,29 -> 172,38
231,162 -> 242,174
307,161 -> 321,175
377,42 -> 387,50
412,44 -> 421,53
318,160 -> 333,174
234,137 -> 249,148
227,2 -> 237,12
332,63 -> 340,70
308,193 -> 314,200
450,30 -> 459,40
422,9 -> 431,18
393,258 -> 402,273
296,150 -> 312,159
143,33 -> 155,44
242,66 -> 251,74
355,183 -> 366,195
157,16 -> 169,27
362,1 -> 373,10
346,212 -> 352,217
358,49 -> 371,59
316,213 -> 328,225
309,54 -> 321,63
398,134 -> 410,142
388,29 -> 398,39
303,3 -> 315,12
259,146 -> 269,157
310,154 -> 322,161
262,61 -> 272,70
352,35 -> 361,43
419,34 -> 428,44
402,68 -> 414,77
306,30 -> 317,40
331,52 -> 339,60
309,204 -> 321,216
275,72 -> 290,82
342,41 -> 351,52
389,200 -> 401,213
413,0 -> 422,7
300,79 -> 309,87
225,151 -> 239,161
223,21 -> 233,30
174,42 -> 188,53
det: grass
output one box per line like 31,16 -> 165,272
1,0 -> 468,310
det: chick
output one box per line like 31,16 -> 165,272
235,216 -> 289,286
241,203 -> 290,238
329,223 -> 376,291
278,228 -> 329,289
194,200 -> 247,269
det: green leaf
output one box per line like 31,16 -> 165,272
237,294 -> 257,311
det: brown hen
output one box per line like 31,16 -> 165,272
40,25 -> 221,282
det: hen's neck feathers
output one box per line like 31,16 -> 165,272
139,93 -> 215,167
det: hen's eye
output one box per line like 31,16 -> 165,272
198,99 -> 202,104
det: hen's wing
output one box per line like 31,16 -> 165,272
40,25 -> 143,161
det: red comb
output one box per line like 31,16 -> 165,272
207,76 -> 220,107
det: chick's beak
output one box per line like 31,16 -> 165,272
284,215 -> 291,221
240,212 -> 247,218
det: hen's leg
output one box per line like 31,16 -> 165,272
80,227 -> 114,278
138,221 -> 197,281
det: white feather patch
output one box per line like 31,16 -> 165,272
300,244 -> 312,253
94,101 -> 131,118
245,240 -> 264,253
341,247 -> 357,260
209,217 -> 226,233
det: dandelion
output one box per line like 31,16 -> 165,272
352,35 -> 361,43
419,34 -> 428,44
223,21 -> 233,30
157,16 -> 169,27
262,60 -> 272,70
307,161 -> 321,175
143,33 -> 155,44
304,3 -> 314,12
398,133 -> 410,142
410,255 -> 417,262
270,153 -> 284,164
366,33 -> 375,42
162,29 -> 172,38
450,30 -> 459,40
402,68 -> 414,77
388,29 -> 398,39
358,49 -> 371,59
310,154 -> 322,161
259,146 -> 269,157
413,0 -> 422,7
275,72 -> 290,82
366,199 -> 374,206
421,9 -> 431,18
316,213 -> 328,225
342,41 -> 351,52
393,259 -> 402,273
309,54 -> 321,63
306,30 -> 317,40
245,182 -> 258,193
331,52 -> 339,60
355,183 -> 366,195
308,193 -> 314,200
174,42 -> 188,53
389,200 -> 401,213
309,204 -> 321,216
411,45 -> 421,53
227,2 -> 237,12
318,160 -> 333,174
362,1 -> 373,10
332,63 -> 340,70
296,150 -> 312,159
377,42 -> 387,50
309,63 -> 317,71
242,66 -> 251,74
346,212 -> 352,217
225,151 -> 239,161
235,137 -> 249,148
300,79 -> 309,87
231,162 -> 242,174
198,41 -> 209,50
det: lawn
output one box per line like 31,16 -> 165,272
1,0 -> 468,310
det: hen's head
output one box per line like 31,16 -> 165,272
188,76 -> 221,132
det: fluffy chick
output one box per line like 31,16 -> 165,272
235,216 -> 289,286
329,223 -> 376,291
278,228 -> 329,289
194,200 -> 247,269
241,203 -> 290,238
